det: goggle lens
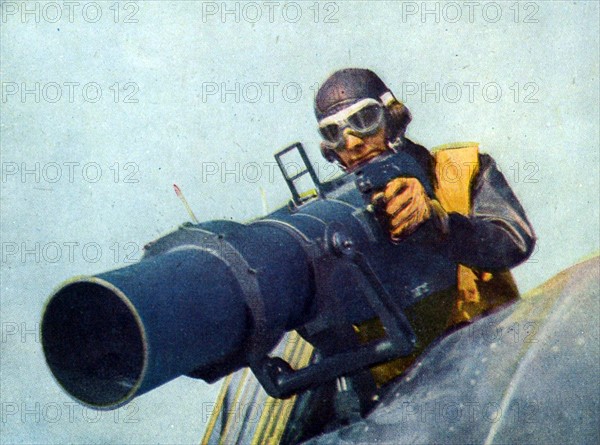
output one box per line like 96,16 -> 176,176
318,101 -> 384,144
347,104 -> 382,131
319,124 -> 342,143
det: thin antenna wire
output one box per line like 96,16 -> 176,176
173,183 -> 199,224
259,186 -> 269,215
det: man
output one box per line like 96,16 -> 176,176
315,68 -> 536,329
277,68 -> 538,444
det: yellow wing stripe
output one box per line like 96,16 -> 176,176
252,332 -> 314,445
201,373 -> 233,445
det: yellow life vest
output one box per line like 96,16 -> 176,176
355,142 -> 520,387
432,142 -> 519,325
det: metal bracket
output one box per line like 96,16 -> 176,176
274,142 -> 323,208
249,223 -> 416,399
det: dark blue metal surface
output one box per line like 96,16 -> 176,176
305,255 -> 600,445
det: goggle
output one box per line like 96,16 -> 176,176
318,98 -> 385,147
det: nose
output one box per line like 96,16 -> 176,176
342,128 -> 364,151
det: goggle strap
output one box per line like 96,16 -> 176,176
318,98 -> 379,127
380,91 -> 395,106
319,91 -> 395,127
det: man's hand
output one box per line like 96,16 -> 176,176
371,177 -> 433,241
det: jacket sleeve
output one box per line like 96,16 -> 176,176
442,154 -> 536,270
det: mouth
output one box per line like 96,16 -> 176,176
347,149 -> 384,170
360,151 -> 382,163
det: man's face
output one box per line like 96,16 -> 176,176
318,98 -> 390,171
335,126 -> 388,171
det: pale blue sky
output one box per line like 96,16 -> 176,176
1,1 -> 598,443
